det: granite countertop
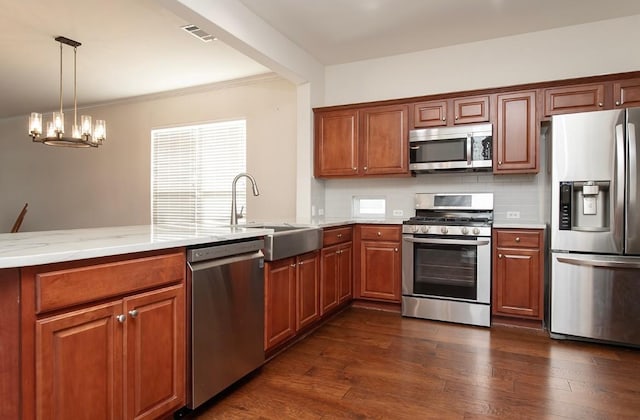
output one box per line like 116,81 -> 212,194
492,222 -> 547,229
0,224 -> 272,269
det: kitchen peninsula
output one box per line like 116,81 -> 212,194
0,224 -> 271,420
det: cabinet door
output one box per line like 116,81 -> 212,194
314,109 -> 359,177
495,91 -> 538,174
614,78 -> 640,108
413,100 -> 448,127
36,301 -> 123,420
264,258 -> 297,350
493,248 -> 541,318
453,96 -> 490,124
320,246 -> 340,315
359,240 -> 401,302
360,104 -> 409,175
296,252 -> 320,330
124,285 -> 185,420
337,242 -> 353,303
544,84 -> 606,116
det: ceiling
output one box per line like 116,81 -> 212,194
2,0 -> 640,120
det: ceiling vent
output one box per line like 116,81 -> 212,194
181,24 -> 216,42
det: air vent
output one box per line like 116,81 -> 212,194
181,24 -> 216,42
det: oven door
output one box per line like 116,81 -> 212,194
402,234 -> 491,303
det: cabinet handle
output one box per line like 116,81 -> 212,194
116,314 -> 126,323
515,237 -> 521,242
615,101 -> 621,106
498,254 -> 503,259
299,261 -> 304,266
337,233 -> 343,238
353,167 -> 357,171
290,263 -> 296,268
394,248 -> 398,252
337,250 -> 342,255
364,166 -> 368,171
498,161 -> 503,165
455,116 -> 459,120
377,232 -> 382,237
128,309 -> 138,319
598,102 -> 604,107
441,117 -> 446,121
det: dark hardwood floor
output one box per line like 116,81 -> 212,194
190,307 -> 640,419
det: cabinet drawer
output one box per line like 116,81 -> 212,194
323,226 -> 353,246
35,251 -> 185,314
359,225 -> 401,241
495,230 -> 541,249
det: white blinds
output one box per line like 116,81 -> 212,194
151,120 -> 246,226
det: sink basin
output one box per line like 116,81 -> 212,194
247,224 -> 322,261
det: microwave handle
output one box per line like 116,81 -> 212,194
466,134 -> 472,165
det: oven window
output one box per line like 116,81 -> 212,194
413,139 -> 467,163
413,242 -> 477,300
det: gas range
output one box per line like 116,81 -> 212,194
402,193 -> 494,237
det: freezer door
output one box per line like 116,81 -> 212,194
551,252 -> 640,347
626,107 -> 640,255
551,109 -> 625,254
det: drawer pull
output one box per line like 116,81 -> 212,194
116,314 -> 126,323
377,232 -> 382,237
515,237 -> 521,242
290,263 -> 296,268
394,248 -> 398,252
337,233 -> 343,238
498,254 -> 503,259
128,309 -> 138,319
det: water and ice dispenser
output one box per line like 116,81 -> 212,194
559,181 -> 610,231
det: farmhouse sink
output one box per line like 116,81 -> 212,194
247,224 -> 322,261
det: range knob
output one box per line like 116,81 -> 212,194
461,227 -> 469,235
473,227 -> 481,235
421,226 -> 430,234
440,227 -> 448,234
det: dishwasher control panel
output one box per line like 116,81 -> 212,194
187,238 -> 265,262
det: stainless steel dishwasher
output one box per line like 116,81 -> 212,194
186,238 -> 265,410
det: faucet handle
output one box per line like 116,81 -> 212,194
236,205 -> 245,220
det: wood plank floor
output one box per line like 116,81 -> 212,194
189,308 -> 640,419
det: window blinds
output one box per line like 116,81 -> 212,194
151,120 -> 246,226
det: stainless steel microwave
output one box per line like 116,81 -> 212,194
409,123 -> 493,172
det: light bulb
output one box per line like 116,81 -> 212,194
29,113 -> 42,136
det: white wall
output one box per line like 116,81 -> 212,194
320,15 -> 640,222
0,75 -> 297,232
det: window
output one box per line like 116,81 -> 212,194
352,196 -> 386,219
151,120 -> 246,226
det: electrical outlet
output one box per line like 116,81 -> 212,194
318,208 -> 324,216
506,211 -> 520,219
392,209 -> 404,217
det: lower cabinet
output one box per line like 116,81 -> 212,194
320,226 -> 353,315
492,228 -> 545,324
355,225 -> 401,303
264,251 -> 320,351
22,249 -> 186,420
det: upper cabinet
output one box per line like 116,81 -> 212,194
614,78 -> 640,108
412,95 -> 490,128
494,91 -> 538,174
544,83 -> 606,116
315,104 -> 409,178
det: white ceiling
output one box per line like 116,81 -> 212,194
2,0 -> 640,120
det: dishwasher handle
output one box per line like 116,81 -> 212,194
187,238 -> 264,263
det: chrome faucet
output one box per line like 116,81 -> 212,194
231,172 -> 260,225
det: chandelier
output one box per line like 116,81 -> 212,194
28,36 -> 106,147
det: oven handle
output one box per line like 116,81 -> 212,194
403,237 -> 490,246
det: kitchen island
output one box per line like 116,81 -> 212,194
0,223 -> 272,420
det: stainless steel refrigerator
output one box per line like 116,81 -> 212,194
551,107 -> 640,347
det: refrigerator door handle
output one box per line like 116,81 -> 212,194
557,254 -> 640,269
628,122 -> 637,240
615,123 -> 625,250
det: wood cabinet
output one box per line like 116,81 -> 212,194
320,226 -> 353,315
614,78 -> 640,108
492,228 -> 544,324
264,251 -> 320,351
355,225 -> 401,303
314,105 -> 409,178
544,83 -> 606,116
412,95 -> 490,128
494,90 -> 538,174
22,249 -> 186,420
